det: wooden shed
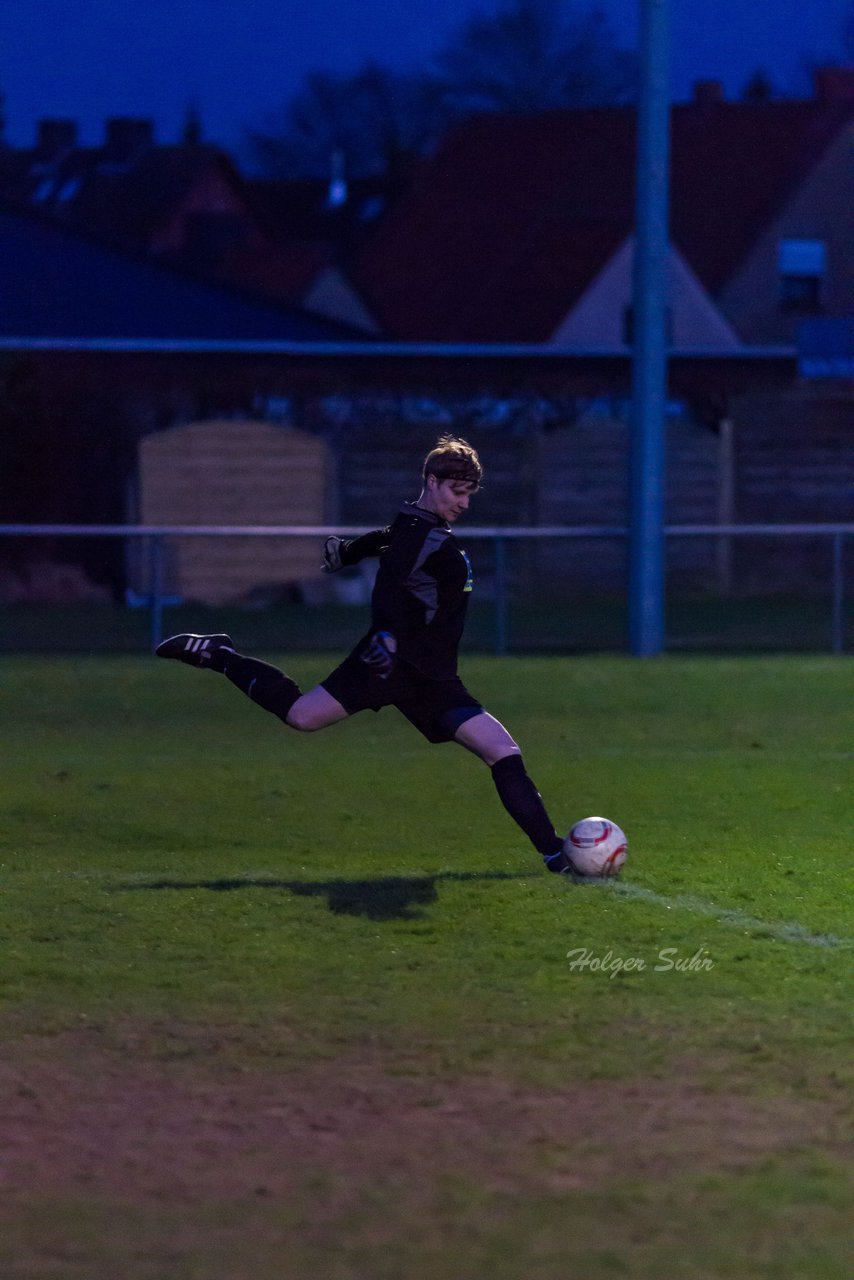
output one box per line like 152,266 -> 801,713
138,419 -> 330,604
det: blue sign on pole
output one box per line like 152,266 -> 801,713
798,316 -> 854,379
628,0 -> 671,656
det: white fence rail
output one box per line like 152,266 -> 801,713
0,523 -> 850,654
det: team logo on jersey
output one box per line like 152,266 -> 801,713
461,549 -> 473,592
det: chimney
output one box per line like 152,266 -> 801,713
37,119 -> 78,160
103,117 -> 154,163
813,66 -> 854,103
693,80 -> 724,108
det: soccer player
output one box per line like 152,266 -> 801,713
156,435 -> 572,873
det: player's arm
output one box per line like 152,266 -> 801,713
322,528 -> 388,573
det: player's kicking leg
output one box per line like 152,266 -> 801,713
453,711 -> 572,874
155,633 -> 348,731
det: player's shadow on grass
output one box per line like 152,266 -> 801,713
121,871 -> 527,921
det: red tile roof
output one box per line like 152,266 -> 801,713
354,94 -> 854,342
215,240 -> 335,303
0,143 -> 251,250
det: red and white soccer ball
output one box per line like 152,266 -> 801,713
565,816 -> 628,878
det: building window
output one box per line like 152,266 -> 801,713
778,239 -> 826,311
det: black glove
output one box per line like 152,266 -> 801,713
361,630 -> 397,678
322,535 -> 344,574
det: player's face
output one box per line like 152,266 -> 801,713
423,477 -> 478,523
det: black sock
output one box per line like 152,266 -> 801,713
491,754 -> 563,857
212,650 -> 301,724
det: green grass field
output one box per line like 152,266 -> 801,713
1,654 -> 851,1279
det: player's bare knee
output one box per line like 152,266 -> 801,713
286,703 -> 319,732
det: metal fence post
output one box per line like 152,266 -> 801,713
494,535 -> 508,656
831,531 -> 845,655
149,533 -> 165,650
628,0 -> 671,656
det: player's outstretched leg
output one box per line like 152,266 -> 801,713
453,711 -> 572,873
491,755 -> 572,873
156,632 -> 301,724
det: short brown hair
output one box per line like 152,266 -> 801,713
422,435 -> 482,487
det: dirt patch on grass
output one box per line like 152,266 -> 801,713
0,1026 -> 849,1208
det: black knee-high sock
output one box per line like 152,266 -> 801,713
210,649 -> 301,724
491,754 -> 563,856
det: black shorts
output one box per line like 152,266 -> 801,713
321,647 -> 483,744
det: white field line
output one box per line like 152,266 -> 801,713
9,867 -> 853,950
600,880 -> 854,950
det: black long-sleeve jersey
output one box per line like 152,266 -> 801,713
339,502 -> 473,680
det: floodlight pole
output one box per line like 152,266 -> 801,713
628,0 -> 671,655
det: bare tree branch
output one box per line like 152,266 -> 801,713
245,1 -> 637,179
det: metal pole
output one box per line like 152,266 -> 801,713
716,417 -> 735,595
494,535 -> 508,656
628,0 -> 671,655
149,534 -> 165,650
831,531 -> 845,655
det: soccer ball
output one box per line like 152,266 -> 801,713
565,816 -> 627,878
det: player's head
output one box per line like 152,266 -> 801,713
420,436 -> 482,523
422,435 -> 482,489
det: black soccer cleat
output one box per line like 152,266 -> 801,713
544,849 -> 595,883
543,849 -> 574,874
154,632 -> 234,667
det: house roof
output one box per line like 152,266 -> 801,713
0,132 -> 392,320
353,91 -> 854,342
64,146 -> 249,247
0,139 -> 252,249
245,175 -> 409,243
215,239 -> 336,304
670,97 -> 854,293
0,206 -> 367,343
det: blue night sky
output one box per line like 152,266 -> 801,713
1,0 -> 850,158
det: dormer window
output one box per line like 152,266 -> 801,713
32,177 -> 56,203
778,239 -> 825,311
57,176 -> 82,203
